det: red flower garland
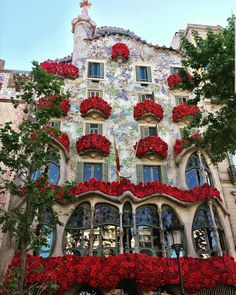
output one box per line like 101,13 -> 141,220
112,43 -> 130,60
47,176 -> 222,203
167,71 -> 195,90
133,100 -> 164,121
76,133 -> 111,156
80,96 -> 112,118
37,94 -> 70,117
134,136 -> 168,159
4,254 -> 236,294
172,102 -> 200,122
40,61 -> 79,78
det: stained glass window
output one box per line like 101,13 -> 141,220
64,203 -> 91,256
185,153 -> 212,189
192,205 -> 227,258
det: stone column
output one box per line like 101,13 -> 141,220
119,212 -> 124,254
158,206 -> 166,257
89,206 -> 95,256
133,213 -> 138,253
208,200 -> 223,256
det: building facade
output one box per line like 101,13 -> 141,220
1,1 -> 236,294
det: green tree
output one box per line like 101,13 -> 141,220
0,62 -> 67,294
181,16 -> 236,163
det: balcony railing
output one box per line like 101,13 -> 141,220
227,165 -> 236,183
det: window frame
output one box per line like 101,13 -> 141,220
135,65 -> 153,84
138,92 -> 154,102
170,65 -> 184,75
185,152 -> 212,189
84,121 -> 104,135
76,162 -> 108,182
87,89 -> 103,98
140,125 -> 158,138
175,95 -> 189,106
87,60 -> 105,81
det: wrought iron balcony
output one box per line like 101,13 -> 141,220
227,165 -> 236,183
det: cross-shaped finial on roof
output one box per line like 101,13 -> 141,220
80,0 -> 92,10
79,0 -> 92,18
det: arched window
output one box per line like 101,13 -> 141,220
161,205 -> 184,257
122,202 -> 134,253
136,205 -> 161,256
64,202 -> 91,256
93,204 -> 120,256
38,207 -> 55,258
32,148 -> 60,184
192,205 -> 227,257
185,152 -> 212,189
46,149 -> 60,184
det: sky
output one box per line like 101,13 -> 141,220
0,0 -> 235,71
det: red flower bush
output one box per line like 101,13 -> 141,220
80,96 -> 112,118
4,254 -> 236,294
37,94 -> 70,117
112,43 -> 130,60
172,102 -> 200,122
40,61 -> 79,78
133,100 -> 164,121
174,134 -> 203,156
134,136 -> 168,159
167,70 -> 195,90
76,133 -> 111,156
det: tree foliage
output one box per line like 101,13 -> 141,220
181,16 -> 236,163
0,62 -> 68,294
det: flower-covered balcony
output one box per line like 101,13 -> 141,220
133,100 -> 164,123
5,253 -> 236,295
172,102 -> 200,123
76,133 -> 111,158
134,136 -> 168,160
167,69 -> 195,91
37,94 -> 70,117
111,42 -> 130,62
80,96 -> 112,120
40,60 -> 79,79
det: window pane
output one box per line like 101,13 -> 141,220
32,169 -> 41,181
48,162 -> 60,184
186,169 -> 199,188
153,167 -> 160,181
144,166 -> 152,183
84,164 -> 92,181
93,164 -> 102,180
90,124 -> 99,133
148,127 -> 157,136
140,67 -> 147,81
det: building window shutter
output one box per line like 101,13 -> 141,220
136,66 -> 141,81
88,62 -> 92,77
98,124 -> 103,135
99,63 -> 104,79
136,165 -> 144,183
85,123 -> 90,134
147,67 -> 152,82
102,163 -> 108,182
140,126 -> 149,139
170,67 -> 175,74
160,165 -> 168,184
76,162 -> 84,182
